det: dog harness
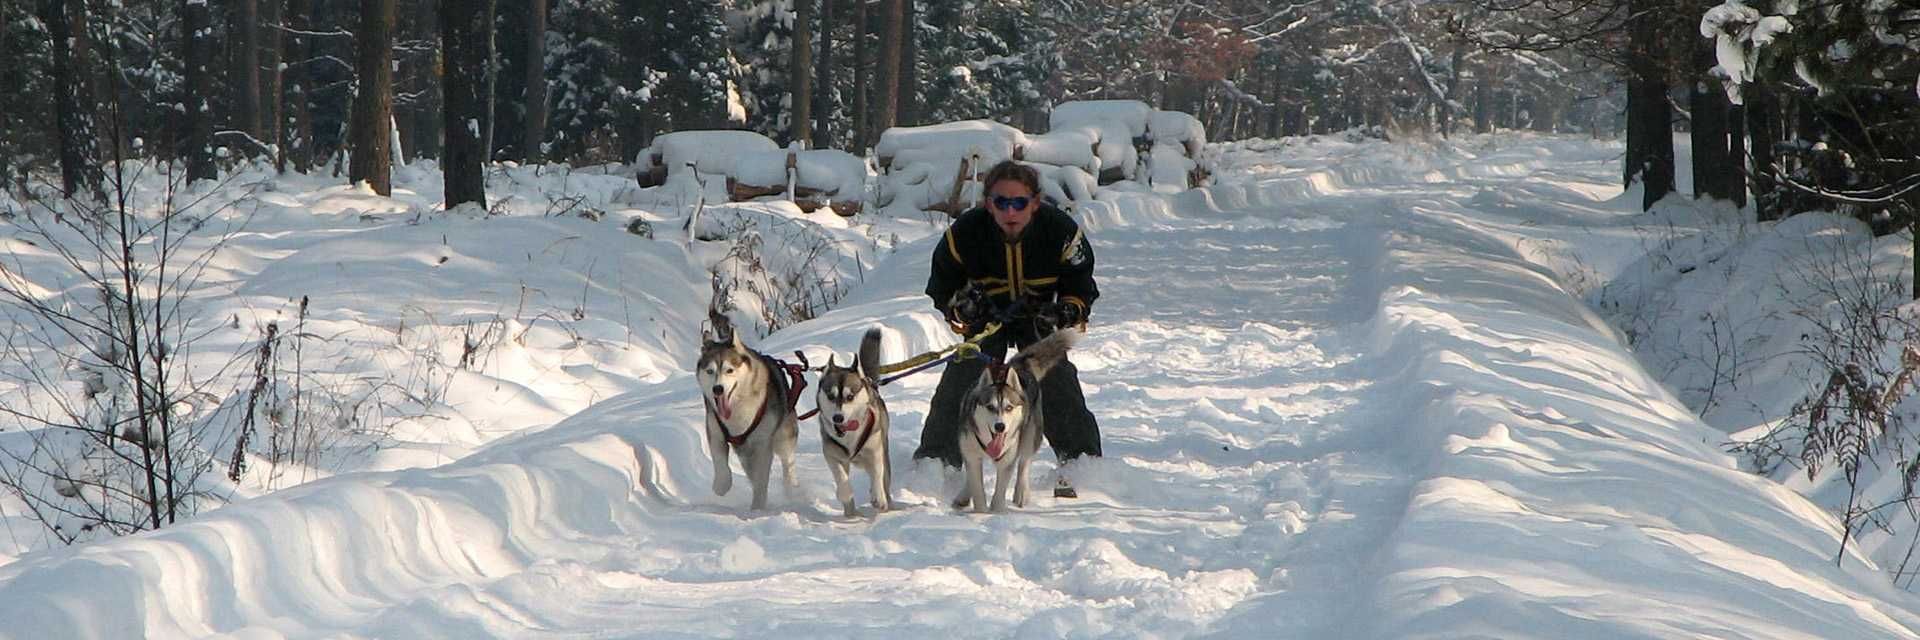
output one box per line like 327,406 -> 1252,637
972,364 -> 1023,461
715,353 -> 811,448
824,407 -> 881,459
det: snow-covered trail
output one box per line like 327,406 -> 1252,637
4,136 -> 1920,638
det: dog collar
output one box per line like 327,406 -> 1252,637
711,392 -> 771,448
826,407 -> 880,459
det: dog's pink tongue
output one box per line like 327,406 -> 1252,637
986,434 -> 1006,459
715,396 -> 732,421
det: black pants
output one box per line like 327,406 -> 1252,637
912,331 -> 1102,468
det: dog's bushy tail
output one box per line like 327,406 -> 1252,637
856,327 -> 884,379
1011,328 -> 1079,380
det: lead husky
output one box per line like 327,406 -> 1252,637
695,313 -> 799,510
815,327 -> 892,517
956,328 -> 1079,513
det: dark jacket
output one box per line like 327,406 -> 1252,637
926,204 -> 1098,338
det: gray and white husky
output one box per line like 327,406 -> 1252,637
814,327 -> 892,517
956,329 -> 1079,513
695,314 -> 799,510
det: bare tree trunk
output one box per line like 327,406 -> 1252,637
235,0 -> 263,144
1746,81 -> 1779,221
874,0 -> 902,142
1442,45 -> 1466,138
1689,83 -> 1732,201
812,0 -> 833,149
45,0 -> 104,197
482,0 -> 496,161
180,0 -> 217,179
1624,0 -> 1674,211
897,0 -> 916,126
279,0 -> 312,172
522,0 -> 548,162
0,0 -> 11,184
264,0 -> 284,167
1473,67 -> 1491,134
790,0 -> 814,146
348,0 -> 395,195
852,0 -> 867,149
441,0 -> 488,208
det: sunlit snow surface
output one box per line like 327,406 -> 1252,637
0,136 -> 1917,639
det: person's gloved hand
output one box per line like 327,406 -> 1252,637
1033,299 -> 1085,336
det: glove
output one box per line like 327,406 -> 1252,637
1033,299 -> 1085,337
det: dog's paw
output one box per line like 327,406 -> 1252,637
712,474 -> 733,496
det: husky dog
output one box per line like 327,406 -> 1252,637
695,313 -> 800,510
956,328 -> 1079,513
815,328 -> 892,517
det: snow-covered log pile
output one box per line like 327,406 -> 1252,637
875,103 -> 1209,216
634,130 -> 779,189
727,147 -> 869,217
636,104 -> 1210,218
635,131 -> 867,216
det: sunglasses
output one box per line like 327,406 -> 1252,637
990,195 -> 1032,211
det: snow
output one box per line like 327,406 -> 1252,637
1050,100 -> 1151,139
640,130 -> 780,177
2,134 -> 1920,638
1701,1 -> 1793,104
874,121 -> 1028,213
1021,129 -> 1100,174
1146,141 -> 1196,192
1147,110 -> 1206,145
874,120 -> 1028,167
731,148 -> 869,198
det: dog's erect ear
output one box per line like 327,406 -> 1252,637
825,353 -> 840,372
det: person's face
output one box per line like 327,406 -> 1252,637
987,180 -> 1037,241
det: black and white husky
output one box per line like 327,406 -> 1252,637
814,328 -> 892,517
956,328 -> 1079,513
695,314 -> 799,510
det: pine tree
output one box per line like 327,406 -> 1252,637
544,0 -> 621,161
616,0 -> 737,154
735,0 -> 795,142
0,0 -> 54,185
917,1 -> 1013,124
